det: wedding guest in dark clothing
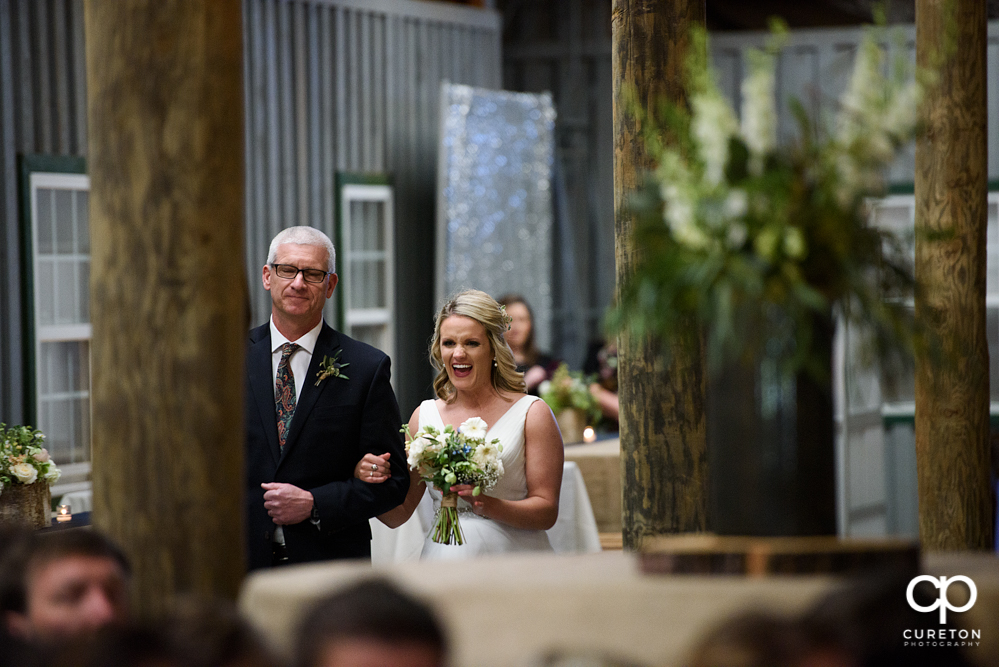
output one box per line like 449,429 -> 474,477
583,338 -> 619,425
498,294 -> 559,395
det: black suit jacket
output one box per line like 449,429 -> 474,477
244,321 -> 409,570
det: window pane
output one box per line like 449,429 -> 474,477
72,396 -> 91,463
76,190 -> 90,253
988,202 -> 997,294
45,397 -> 72,463
56,259 -> 77,324
54,189 -> 75,254
349,259 -> 385,308
350,324 -> 385,350
78,260 -> 90,322
36,258 -> 55,326
36,189 -> 54,254
350,200 -> 386,252
990,307 -> 999,403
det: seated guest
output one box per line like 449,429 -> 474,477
498,294 -> 559,394
583,339 -> 619,425
1,530 -> 130,644
294,578 -> 447,667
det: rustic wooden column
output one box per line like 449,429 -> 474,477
85,0 -> 246,610
914,0 -> 993,550
612,0 -> 708,549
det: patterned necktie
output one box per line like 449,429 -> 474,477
275,342 -> 300,449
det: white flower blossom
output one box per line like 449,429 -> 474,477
741,48 -> 777,169
783,227 -> 807,259
691,89 -> 738,186
472,441 -> 501,469
727,222 -> 748,249
406,436 -> 429,468
459,417 -> 488,441
11,462 -> 37,485
725,190 -> 749,219
44,466 -> 61,483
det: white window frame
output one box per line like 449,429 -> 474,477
28,171 -> 92,490
338,180 -> 396,371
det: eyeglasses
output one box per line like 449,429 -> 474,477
270,263 -> 330,283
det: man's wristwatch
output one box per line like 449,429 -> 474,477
310,502 -> 321,530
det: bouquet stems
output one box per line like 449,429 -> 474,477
431,491 -> 466,545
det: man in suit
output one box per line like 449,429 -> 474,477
245,226 -> 409,569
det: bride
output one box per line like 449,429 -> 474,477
354,289 -> 564,558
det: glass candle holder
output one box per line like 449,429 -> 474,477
56,504 -> 72,523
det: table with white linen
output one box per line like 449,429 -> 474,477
563,437 -> 621,534
369,460 -> 601,563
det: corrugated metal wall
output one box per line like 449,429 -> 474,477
243,0 -> 501,412
0,0 -> 87,425
0,0 -> 501,423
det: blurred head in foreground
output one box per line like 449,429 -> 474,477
295,579 -> 447,667
1,529 -> 130,644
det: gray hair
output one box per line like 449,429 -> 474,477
266,226 -> 336,273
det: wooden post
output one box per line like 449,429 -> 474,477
914,0 -> 993,550
612,0 -> 708,549
85,0 -> 246,611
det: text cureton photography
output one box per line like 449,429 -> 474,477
903,574 -> 982,649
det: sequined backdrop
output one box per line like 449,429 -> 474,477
436,83 -> 556,351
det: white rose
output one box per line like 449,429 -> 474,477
32,448 -> 50,463
406,437 -> 428,468
45,466 -> 61,483
460,417 -> 488,441
11,463 -> 38,485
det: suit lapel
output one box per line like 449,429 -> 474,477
279,323 -> 341,464
248,329 -> 282,466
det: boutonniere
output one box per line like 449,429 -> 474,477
315,349 -> 350,385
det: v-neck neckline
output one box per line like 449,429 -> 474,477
430,394 -> 534,438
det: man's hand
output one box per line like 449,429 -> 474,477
261,482 -> 314,525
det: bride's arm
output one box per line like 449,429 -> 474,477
376,469 -> 426,528
456,399 -> 564,530
355,407 -> 427,528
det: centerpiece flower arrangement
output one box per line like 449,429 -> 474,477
404,417 -> 504,545
612,21 -> 930,377
540,364 -> 602,437
0,423 -> 61,528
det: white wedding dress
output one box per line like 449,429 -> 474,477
419,395 -> 554,559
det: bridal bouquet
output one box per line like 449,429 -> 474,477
404,417 -> 504,545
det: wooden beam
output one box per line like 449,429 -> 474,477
611,0 -> 708,549
85,0 -> 246,610
914,0 -> 993,550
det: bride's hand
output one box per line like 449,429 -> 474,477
354,452 -> 392,483
451,484 -> 488,516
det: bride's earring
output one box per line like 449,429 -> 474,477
492,359 -> 497,368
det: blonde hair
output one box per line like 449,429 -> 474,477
430,289 -> 526,401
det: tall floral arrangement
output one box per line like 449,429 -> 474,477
613,21 -> 930,378
0,423 -> 61,496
